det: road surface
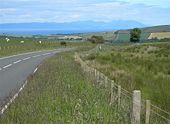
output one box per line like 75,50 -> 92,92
0,48 -> 71,107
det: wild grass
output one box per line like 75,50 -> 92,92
82,42 -> 170,112
0,49 -> 120,123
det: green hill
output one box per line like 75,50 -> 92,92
113,25 -> 170,42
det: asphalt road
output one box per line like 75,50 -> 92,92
0,48 -> 70,107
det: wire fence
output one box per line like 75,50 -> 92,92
75,53 -> 170,124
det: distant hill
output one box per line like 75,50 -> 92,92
113,25 -> 170,42
117,25 -> 170,33
141,25 -> 170,33
0,20 -> 145,34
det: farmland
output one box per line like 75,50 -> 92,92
112,25 -> 170,42
148,32 -> 170,39
0,37 -> 88,57
81,42 -> 170,112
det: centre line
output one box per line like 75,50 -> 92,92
3,64 -> 12,69
32,55 -> 41,58
23,57 -> 31,61
13,60 -> 22,64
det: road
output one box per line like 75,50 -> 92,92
0,48 -> 71,107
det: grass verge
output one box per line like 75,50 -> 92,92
0,50 -> 118,123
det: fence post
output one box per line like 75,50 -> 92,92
97,71 -> 100,83
131,90 -> 141,124
145,100 -> 150,124
118,85 -> 121,107
95,69 -> 97,80
110,82 -> 114,105
105,76 -> 108,88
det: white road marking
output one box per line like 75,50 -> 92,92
0,80 -> 28,115
32,55 -> 41,58
13,60 -> 22,64
33,68 -> 38,73
22,57 -> 31,61
3,64 -> 12,69
0,49 -> 58,60
42,53 -> 51,56
0,68 -> 2,71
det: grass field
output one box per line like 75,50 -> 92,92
82,42 -> 170,112
0,37 -> 90,57
1,47 -> 128,123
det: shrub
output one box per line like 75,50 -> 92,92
87,35 -> 104,44
60,41 -> 67,46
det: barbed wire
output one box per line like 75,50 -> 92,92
75,53 -> 170,121
151,109 -> 170,122
151,104 -> 170,116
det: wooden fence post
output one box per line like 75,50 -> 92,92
145,100 -> 150,124
110,82 -> 114,105
97,71 -> 100,83
105,76 -> 108,88
131,90 -> 141,124
95,69 -> 97,79
118,85 -> 121,107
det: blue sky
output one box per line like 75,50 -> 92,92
0,0 -> 170,25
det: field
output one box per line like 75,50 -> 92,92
82,42 -> 170,112
79,31 -> 116,41
0,48 -> 124,123
0,37 -> 88,57
114,32 -> 150,42
148,32 -> 170,39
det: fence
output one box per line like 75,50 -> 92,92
74,53 -> 170,124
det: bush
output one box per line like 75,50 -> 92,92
60,41 -> 67,46
87,35 -> 104,44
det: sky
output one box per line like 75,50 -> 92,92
0,0 -> 170,25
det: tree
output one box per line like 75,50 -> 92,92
130,28 -> 141,42
87,35 -> 104,44
60,41 -> 67,46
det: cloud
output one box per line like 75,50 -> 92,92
0,0 -> 170,25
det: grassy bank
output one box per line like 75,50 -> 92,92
82,42 -> 170,112
0,50 -> 119,123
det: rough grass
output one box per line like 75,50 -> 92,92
83,43 -> 170,112
0,50 -> 120,123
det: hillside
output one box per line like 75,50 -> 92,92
113,25 -> 170,42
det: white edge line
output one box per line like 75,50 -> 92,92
33,67 -> 38,74
0,80 -> 28,115
0,66 -> 39,115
